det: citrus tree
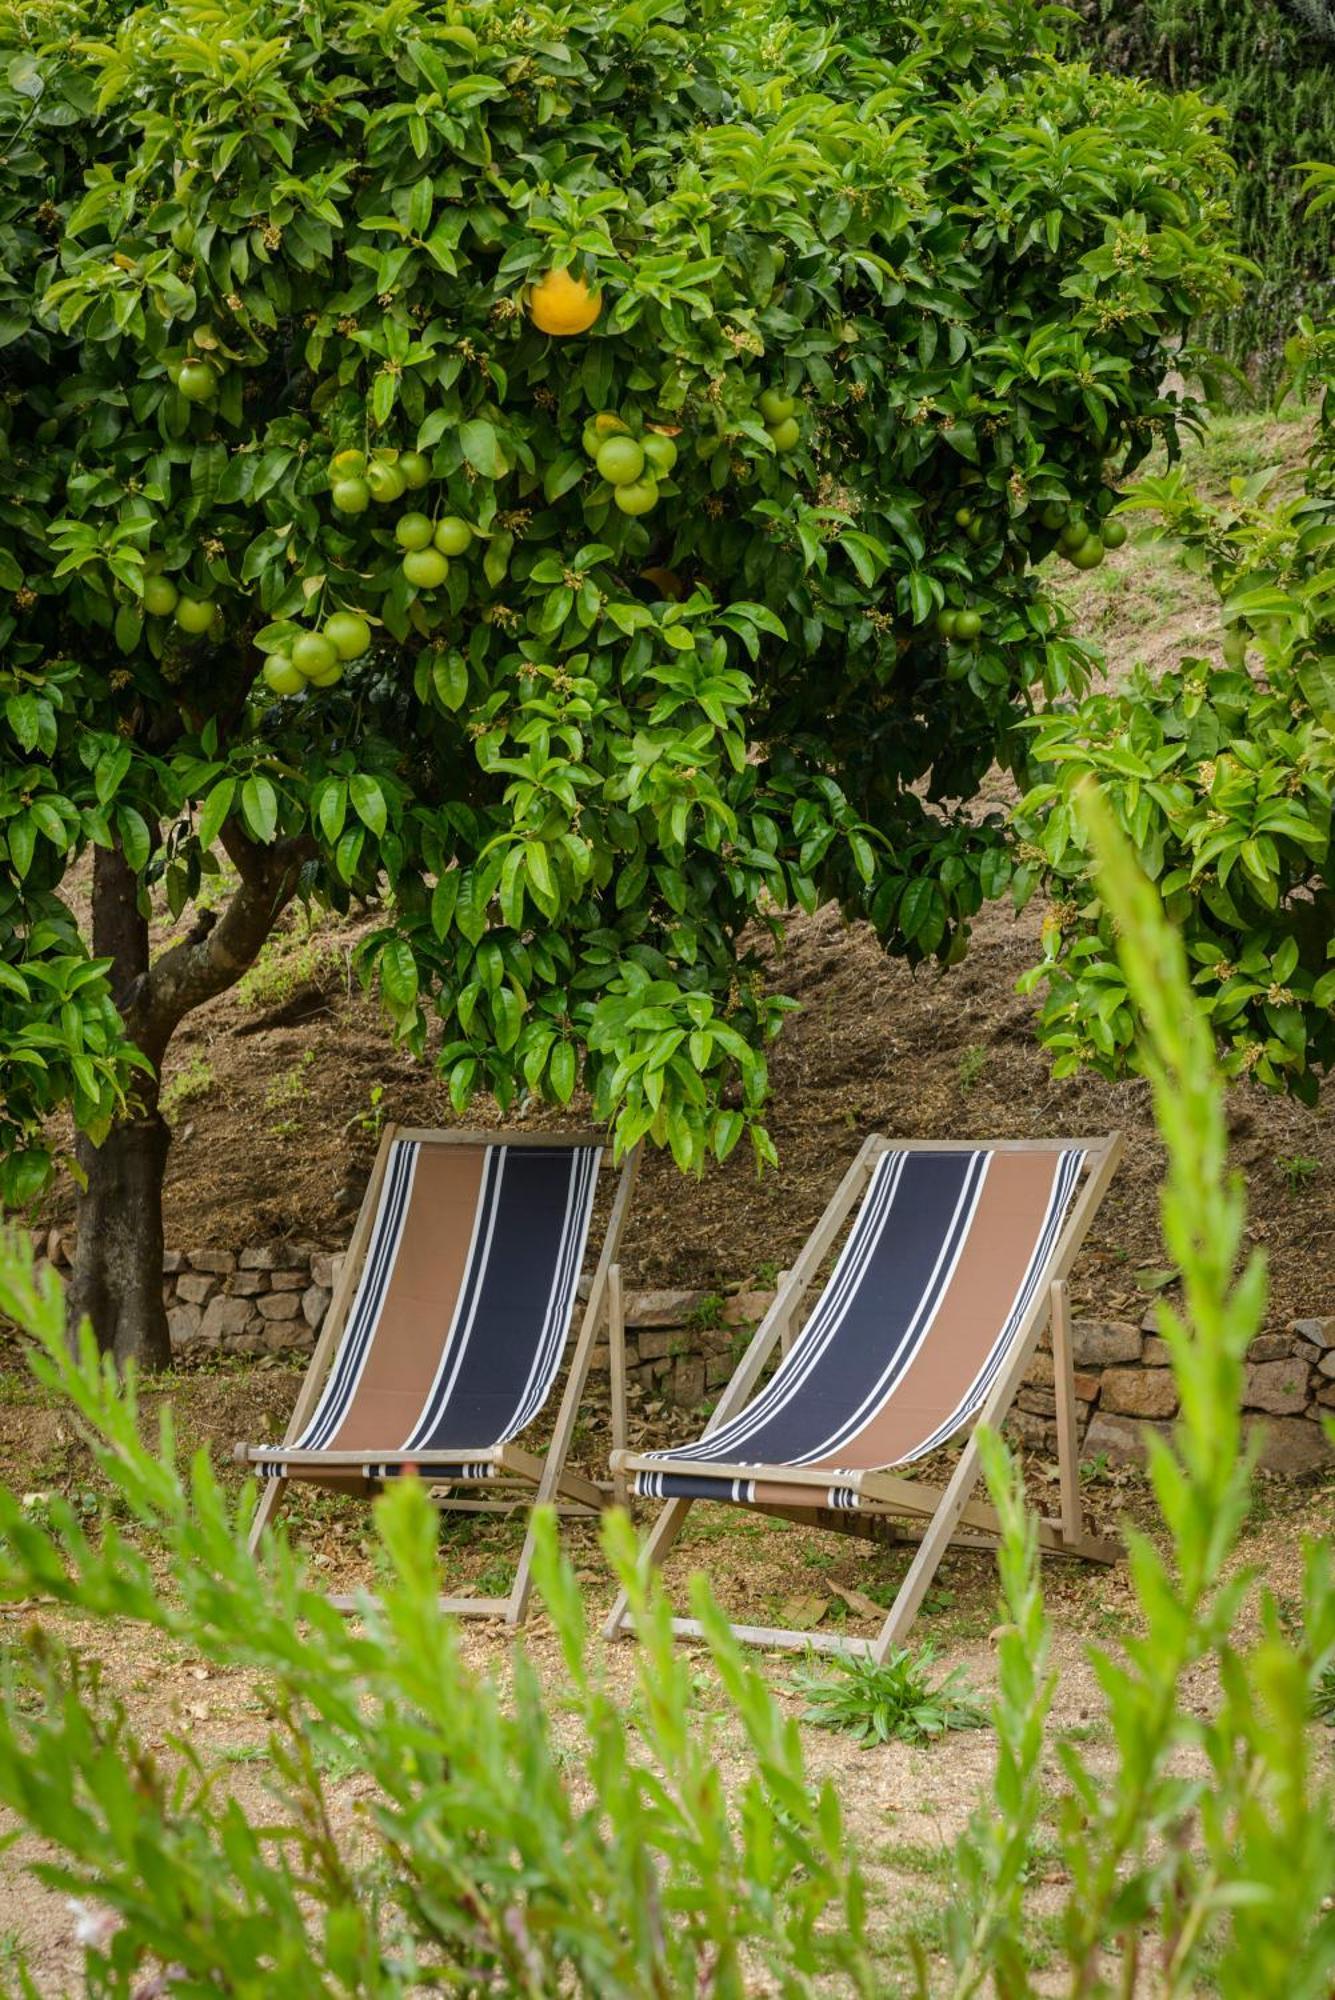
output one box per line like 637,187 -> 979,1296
1015,295 -> 1335,1105
0,0 -> 1234,1365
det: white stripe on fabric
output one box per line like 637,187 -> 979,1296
296,1140 -> 420,1451
402,1145 -> 506,1452
499,1145 -> 601,1441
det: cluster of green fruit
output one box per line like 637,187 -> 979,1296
1039,502 -> 1127,570
937,606 -> 983,643
141,569 -> 221,639
325,444 -> 474,591
758,387 -> 800,453
582,414 -> 678,517
952,504 -> 991,547
258,612 -> 372,697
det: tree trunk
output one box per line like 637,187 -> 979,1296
67,1114 -> 173,1370
66,825 -> 312,1370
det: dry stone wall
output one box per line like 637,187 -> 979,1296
35,1233 -> 1335,1475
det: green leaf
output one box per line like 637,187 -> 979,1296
459,419 -> 507,479
197,778 -> 236,852
350,774 -> 388,839
241,775 -> 278,845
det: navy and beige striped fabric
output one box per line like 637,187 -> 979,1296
632,1145 -> 1084,1505
266,1139 -> 599,1477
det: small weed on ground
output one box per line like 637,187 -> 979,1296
793,1645 -> 985,1749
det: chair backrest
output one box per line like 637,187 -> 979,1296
662,1143 -> 1088,1473
295,1137 -> 601,1455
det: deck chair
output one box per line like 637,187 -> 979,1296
237,1123 -> 640,1624
604,1131 -> 1122,1657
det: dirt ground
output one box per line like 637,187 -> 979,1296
5,408 -> 1332,1990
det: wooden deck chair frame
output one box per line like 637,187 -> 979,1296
603,1131 -> 1122,1659
239,1122 -> 640,1626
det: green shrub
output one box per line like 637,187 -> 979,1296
1071,0 -> 1335,382
0,1242 -> 872,1997
926,786 -> 1335,1996
794,1645 -> 985,1749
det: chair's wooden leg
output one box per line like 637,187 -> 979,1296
601,1494 -> 694,1640
247,1474 -> 288,1557
871,1434 -> 989,1661
608,1264 -> 628,1510
1050,1278 -> 1083,1543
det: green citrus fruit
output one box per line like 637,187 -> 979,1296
596,435 -> 646,486
292,631 -> 338,677
759,387 -> 796,425
433,516 -> 473,556
262,656 -> 304,697
1099,519 -> 1128,550
177,361 -> 216,404
1059,517 -> 1089,551
397,450 -> 431,489
967,516 -> 987,544
366,460 -> 406,504
323,612 -> 371,660
641,432 -> 679,476
402,547 -> 449,589
175,596 -> 216,635
331,448 -> 367,477
954,506 -> 973,528
395,512 -> 434,551
937,610 -> 959,638
143,575 -> 179,618
767,416 -> 800,452
331,477 -> 370,515
305,660 -> 344,688
1039,502 -> 1067,531
1071,537 -> 1105,570
613,477 -> 659,517
955,608 -> 982,641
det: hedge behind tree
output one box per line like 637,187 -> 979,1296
1073,0 -> 1335,383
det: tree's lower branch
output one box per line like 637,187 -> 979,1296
126,824 -> 314,1068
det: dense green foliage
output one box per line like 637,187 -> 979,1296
936,794 -> 1335,1998
1016,293 -> 1334,1103
1073,0 -> 1335,379
0,0 -> 1237,1218
0,1243 -> 871,1995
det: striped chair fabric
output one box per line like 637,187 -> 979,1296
632,1144 -> 1085,1505
263,1137 -> 600,1480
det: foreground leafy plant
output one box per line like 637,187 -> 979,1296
794,1645 -> 985,1749
0,1242 -> 872,1997
928,785 -> 1335,1998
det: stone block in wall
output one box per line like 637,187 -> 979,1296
311,1253 -> 338,1291
262,1319 -> 312,1354
162,1250 -> 184,1276
668,1357 -> 706,1407
1071,1320 -> 1142,1367
1141,1337 -> 1173,1367
176,1272 -> 217,1308
167,1303 -> 202,1348
1247,1332 -> 1296,1362
188,1249 -> 235,1276
1248,1416 -> 1332,1477
257,1292 -> 301,1323
1072,1372 -> 1100,1403
230,1333 -> 268,1357
1316,1383 -> 1335,1409
1320,1351 -> 1335,1381
269,1270 -> 306,1292
624,1289 -> 707,1328
200,1295 -> 255,1345
1292,1317 -> 1335,1350
1100,1367 -> 1179,1420
224,1272 -> 265,1297
1243,1358 -> 1310,1415
1005,1407 -> 1055,1449
722,1289 -> 775,1326
589,1344 -> 610,1372
633,1329 -> 680,1363
302,1284 -> 330,1330
706,1356 -> 732,1387
1084,1411 -> 1172,1465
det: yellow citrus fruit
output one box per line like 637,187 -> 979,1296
528,267 -> 602,336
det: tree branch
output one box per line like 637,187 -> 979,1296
126,824 -> 314,1068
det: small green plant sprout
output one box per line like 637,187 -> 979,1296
687,1291 -> 726,1332
350,1081 -> 388,1142
1275,1152 -> 1320,1194
1314,1659 -> 1335,1724
793,1645 -> 985,1750
0,1236 -> 873,1997
957,1044 -> 989,1092
264,1050 -> 316,1114
930,782 -> 1335,1997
